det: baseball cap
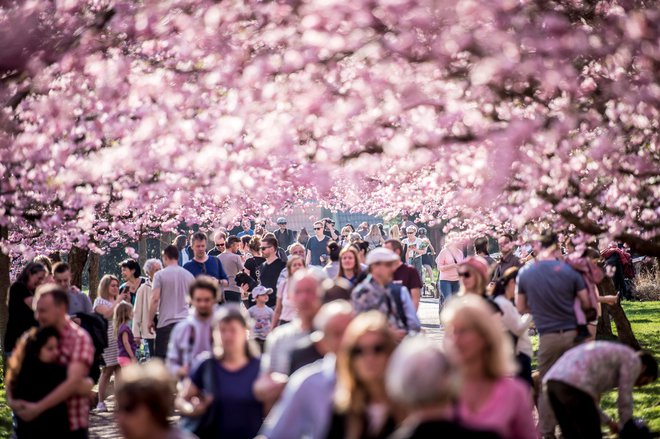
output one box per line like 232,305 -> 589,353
365,248 -> 400,266
251,285 -> 273,300
459,256 -> 490,281
276,217 -> 287,224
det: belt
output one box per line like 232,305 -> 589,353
541,328 -> 576,335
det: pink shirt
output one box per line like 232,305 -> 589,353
458,377 -> 536,439
435,246 -> 464,281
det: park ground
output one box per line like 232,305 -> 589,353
1,300 -> 659,439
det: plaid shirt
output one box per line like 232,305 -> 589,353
58,316 -> 94,431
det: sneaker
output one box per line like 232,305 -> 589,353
95,401 -> 107,412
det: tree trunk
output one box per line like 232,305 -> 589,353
88,252 -> 100,301
596,276 -> 641,350
68,246 -> 89,289
138,235 -> 148,268
0,225 -> 10,355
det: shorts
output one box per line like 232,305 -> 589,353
118,356 -> 133,367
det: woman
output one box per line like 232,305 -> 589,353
388,224 -> 401,242
4,262 -> 47,356
33,255 -> 54,283
133,258 -> 162,359
491,267 -> 533,387
365,225 -> 385,251
298,227 -> 310,247
116,361 -> 195,439
94,274 -> 128,411
457,256 -> 490,297
173,235 -> 190,266
435,235 -> 464,305
272,256 -> 305,327
441,296 -> 536,439
119,258 -> 145,305
325,311 -> 398,439
243,236 -> 265,281
339,226 -> 353,248
239,235 -> 252,260
338,247 -> 363,286
179,305 -> 263,439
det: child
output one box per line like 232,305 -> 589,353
248,286 -> 274,352
114,301 -> 137,367
6,327 -> 90,438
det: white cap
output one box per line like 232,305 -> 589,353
251,285 -> 273,300
366,248 -> 400,266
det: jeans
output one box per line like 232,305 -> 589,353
154,323 -> 177,359
410,257 -> 423,283
516,352 -> 533,387
546,380 -> 602,439
438,280 -> 459,299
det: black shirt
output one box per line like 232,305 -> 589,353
389,420 -> 501,439
289,340 -> 324,375
4,282 -> 38,353
259,258 -> 286,308
244,256 -> 266,282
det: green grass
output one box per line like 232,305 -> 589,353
0,357 -> 12,439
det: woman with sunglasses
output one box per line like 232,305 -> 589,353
325,311 -> 398,439
442,296 -> 536,439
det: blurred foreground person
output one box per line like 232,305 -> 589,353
544,341 -> 657,439
386,337 -> 500,439
115,360 -> 194,439
442,295 -> 536,439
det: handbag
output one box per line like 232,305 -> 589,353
180,355 -> 218,439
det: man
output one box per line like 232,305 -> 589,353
322,218 -> 338,241
217,235 -> 245,303
207,230 -> 227,257
53,262 -> 92,316
401,226 -> 426,283
166,276 -> 218,380
544,341 -> 657,439
183,232 -> 229,290
149,245 -> 195,359
258,300 -> 354,439
259,236 -> 287,308
254,269 -> 324,408
473,236 -> 495,266
12,285 -> 94,438
516,230 -> 592,439
237,218 -> 254,238
306,221 -> 330,266
492,233 -> 520,279
273,217 -> 297,250
384,239 -> 422,309
352,248 -> 421,337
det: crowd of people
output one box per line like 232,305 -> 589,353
2,215 -> 657,439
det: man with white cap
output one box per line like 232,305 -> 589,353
351,248 -> 421,339
273,217 -> 297,250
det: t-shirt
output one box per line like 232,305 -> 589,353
517,260 -> 586,335
117,323 -> 136,358
393,263 -> 423,293
259,258 -> 287,308
436,246 -> 464,281
67,290 -> 93,316
237,229 -> 254,238
306,235 -> 330,266
389,420 -> 501,439
402,237 -> 425,261
249,305 -> 274,340
244,256 -> 266,281
152,265 -> 195,328
184,257 -> 229,282
191,357 -> 263,439
217,252 -> 244,293
4,282 -> 38,353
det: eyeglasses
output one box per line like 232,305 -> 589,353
351,343 -> 387,357
458,271 -> 471,278
260,246 -> 271,251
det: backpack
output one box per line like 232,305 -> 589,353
389,284 -> 408,331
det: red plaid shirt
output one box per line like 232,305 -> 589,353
58,316 -> 94,431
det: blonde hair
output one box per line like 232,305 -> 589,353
458,264 -> 488,297
334,311 -> 397,439
98,274 -> 120,301
286,255 -> 306,276
113,301 -> 133,337
441,295 -> 515,379
389,224 -> 401,241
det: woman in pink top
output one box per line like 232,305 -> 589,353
442,295 -> 536,439
435,234 -> 464,309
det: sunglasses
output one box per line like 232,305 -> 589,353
407,232 -> 415,234
314,227 -> 322,230
260,246 -> 271,251
458,271 -> 471,278
215,243 -> 225,247
351,343 -> 388,357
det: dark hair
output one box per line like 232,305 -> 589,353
385,239 -> 403,256
240,235 -> 252,246
35,284 -> 70,309
500,233 -> 515,242
357,241 -> 369,253
33,255 -> 53,275
491,266 -> 520,298
474,236 -> 490,255
120,258 -> 142,278
539,230 -> 558,249
191,232 -> 208,243
639,351 -> 658,381
162,245 -> 179,261
189,275 -> 219,300
248,236 -> 262,253
173,235 -> 187,250
227,236 -> 240,247
261,236 -> 278,249
52,262 -> 70,275
16,262 -> 47,286
327,241 -> 341,262
6,326 -> 61,396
